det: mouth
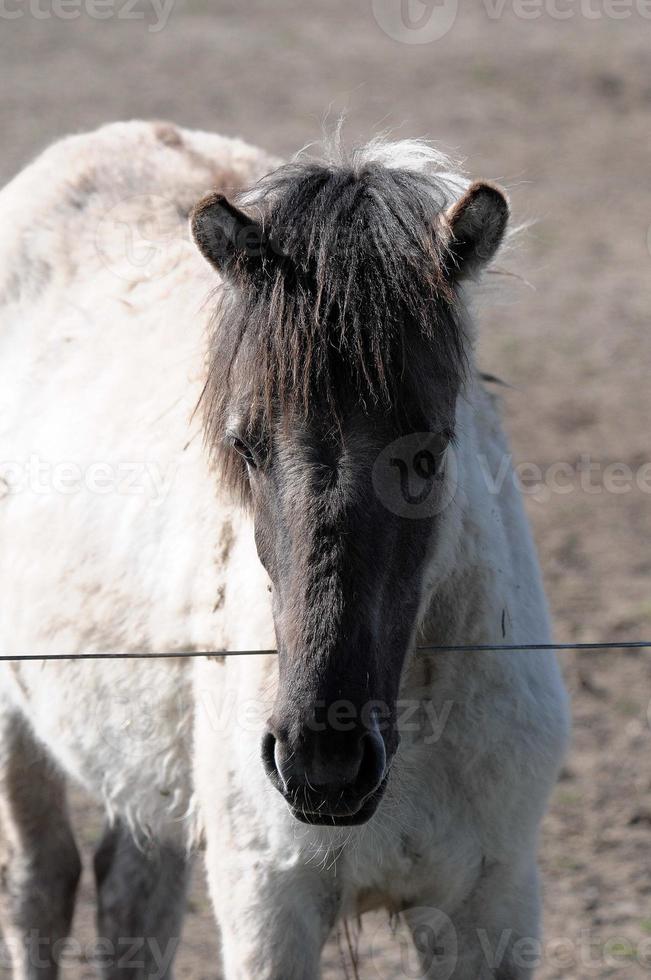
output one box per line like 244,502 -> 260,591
286,775 -> 390,826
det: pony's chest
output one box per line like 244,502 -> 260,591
338,760 -> 484,916
344,816 -> 478,917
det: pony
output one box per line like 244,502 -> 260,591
0,121 -> 569,979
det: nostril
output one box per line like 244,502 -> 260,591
262,730 -> 301,793
261,730 -> 279,780
273,736 -> 297,792
357,728 -> 387,798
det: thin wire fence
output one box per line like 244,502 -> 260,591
1,641 -> 649,662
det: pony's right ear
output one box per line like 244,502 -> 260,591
190,193 -> 265,275
444,181 -> 509,279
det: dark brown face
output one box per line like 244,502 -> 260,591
227,398 -> 456,825
191,155 -> 509,825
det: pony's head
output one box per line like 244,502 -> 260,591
192,141 -> 508,826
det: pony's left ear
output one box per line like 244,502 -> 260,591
444,181 -> 509,279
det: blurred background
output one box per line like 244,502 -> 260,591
1,1 -> 650,977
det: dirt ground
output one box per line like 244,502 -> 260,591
1,1 -> 651,977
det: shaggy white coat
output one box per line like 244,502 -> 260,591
0,122 -> 569,980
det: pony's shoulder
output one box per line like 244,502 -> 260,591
0,120 -> 275,210
0,121 -> 277,310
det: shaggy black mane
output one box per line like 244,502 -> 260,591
202,156 -> 469,498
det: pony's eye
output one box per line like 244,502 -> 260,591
228,434 -> 258,469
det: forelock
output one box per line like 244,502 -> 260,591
202,139 -> 472,501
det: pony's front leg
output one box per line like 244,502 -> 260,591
93,819 -> 190,980
194,658 -> 339,979
205,837 -> 338,980
406,862 -> 541,980
0,707 -> 82,980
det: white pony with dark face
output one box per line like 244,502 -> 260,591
0,121 -> 569,980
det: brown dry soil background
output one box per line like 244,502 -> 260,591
1,2 -> 651,978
